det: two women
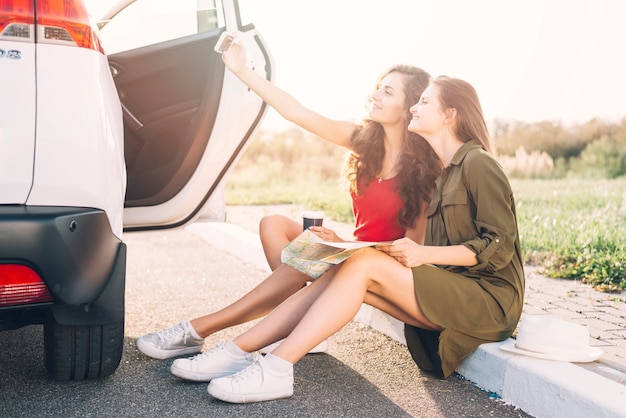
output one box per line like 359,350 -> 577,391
200,76 -> 525,403
136,38 -> 441,381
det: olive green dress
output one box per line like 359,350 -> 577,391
405,140 -> 525,378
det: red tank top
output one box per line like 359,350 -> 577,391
351,176 -> 405,242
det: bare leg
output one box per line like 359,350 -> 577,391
189,264 -> 310,338
234,248 -> 441,363
187,215 -> 303,338
232,267 -> 338,351
259,215 -> 302,270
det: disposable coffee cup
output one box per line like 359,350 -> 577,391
302,211 -> 324,231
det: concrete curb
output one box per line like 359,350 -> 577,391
457,342 -> 626,417
186,221 -> 626,418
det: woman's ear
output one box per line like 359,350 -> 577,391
445,108 -> 457,121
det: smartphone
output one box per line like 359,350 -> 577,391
214,32 -> 234,54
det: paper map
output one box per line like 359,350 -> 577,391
280,229 -> 388,279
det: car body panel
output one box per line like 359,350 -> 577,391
0,206 -> 122,308
27,44 -> 126,238
0,41 -> 36,204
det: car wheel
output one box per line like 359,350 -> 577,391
43,313 -> 124,381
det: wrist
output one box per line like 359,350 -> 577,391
233,64 -> 252,78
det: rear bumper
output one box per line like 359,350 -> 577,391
0,206 -> 125,324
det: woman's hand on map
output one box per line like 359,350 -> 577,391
377,237 -> 427,268
309,226 -> 342,242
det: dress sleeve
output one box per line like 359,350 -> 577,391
462,152 -> 518,274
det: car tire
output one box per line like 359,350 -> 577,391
43,314 -> 124,381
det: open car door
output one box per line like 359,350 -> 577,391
98,0 -> 272,231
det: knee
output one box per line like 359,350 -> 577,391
259,214 -> 287,238
340,248 -> 381,273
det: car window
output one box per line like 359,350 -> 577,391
99,0 -> 225,54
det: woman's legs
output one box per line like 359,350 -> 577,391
137,214 -> 310,359
259,215 -> 302,270
231,267 -> 338,352
189,214 -> 307,337
190,263 -> 310,337
206,248 -> 441,403
171,266 -> 341,384
233,248 -> 440,364
136,262 -> 311,359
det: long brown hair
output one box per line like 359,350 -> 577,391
430,76 -> 495,154
343,65 -> 442,229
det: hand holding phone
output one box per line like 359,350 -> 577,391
214,32 -> 235,54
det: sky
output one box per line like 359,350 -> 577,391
85,0 -> 625,131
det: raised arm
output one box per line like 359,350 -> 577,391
222,39 -> 356,148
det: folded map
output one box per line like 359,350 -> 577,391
280,229 -> 390,279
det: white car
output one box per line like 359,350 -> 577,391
0,0 -> 272,380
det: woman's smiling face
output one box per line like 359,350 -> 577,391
408,84 -> 446,138
367,71 -> 408,126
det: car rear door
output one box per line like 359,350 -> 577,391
97,0 -> 273,231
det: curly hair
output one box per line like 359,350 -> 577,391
342,65 -> 442,229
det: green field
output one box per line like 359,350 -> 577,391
511,178 -> 625,292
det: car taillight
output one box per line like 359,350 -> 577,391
0,264 -> 53,306
0,0 -> 104,54
0,0 -> 33,40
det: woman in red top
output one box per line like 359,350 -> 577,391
136,40 -> 442,378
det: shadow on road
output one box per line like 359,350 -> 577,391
1,328 -> 411,417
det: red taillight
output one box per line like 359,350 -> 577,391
0,264 -> 53,306
0,0 -> 34,38
36,0 -> 103,53
0,0 -> 104,54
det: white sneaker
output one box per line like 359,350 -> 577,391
170,341 -> 255,382
260,339 -> 328,354
207,355 -> 294,403
136,321 -> 204,360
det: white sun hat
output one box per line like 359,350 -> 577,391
500,315 -> 603,362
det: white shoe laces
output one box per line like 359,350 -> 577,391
188,341 -> 228,362
230,353 -> 261,383
157,323 -> 189,344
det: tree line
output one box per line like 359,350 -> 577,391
492,117 -> 626,179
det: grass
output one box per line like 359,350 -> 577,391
225,134 -> 626,292
511,178 -> 626,292
225,131 -> 354,222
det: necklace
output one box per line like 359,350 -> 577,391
378,167 -> 398,183
378,172 -> 391,183
378,155 -> 400,183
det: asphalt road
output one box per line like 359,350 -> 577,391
0,228 -> 532,417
